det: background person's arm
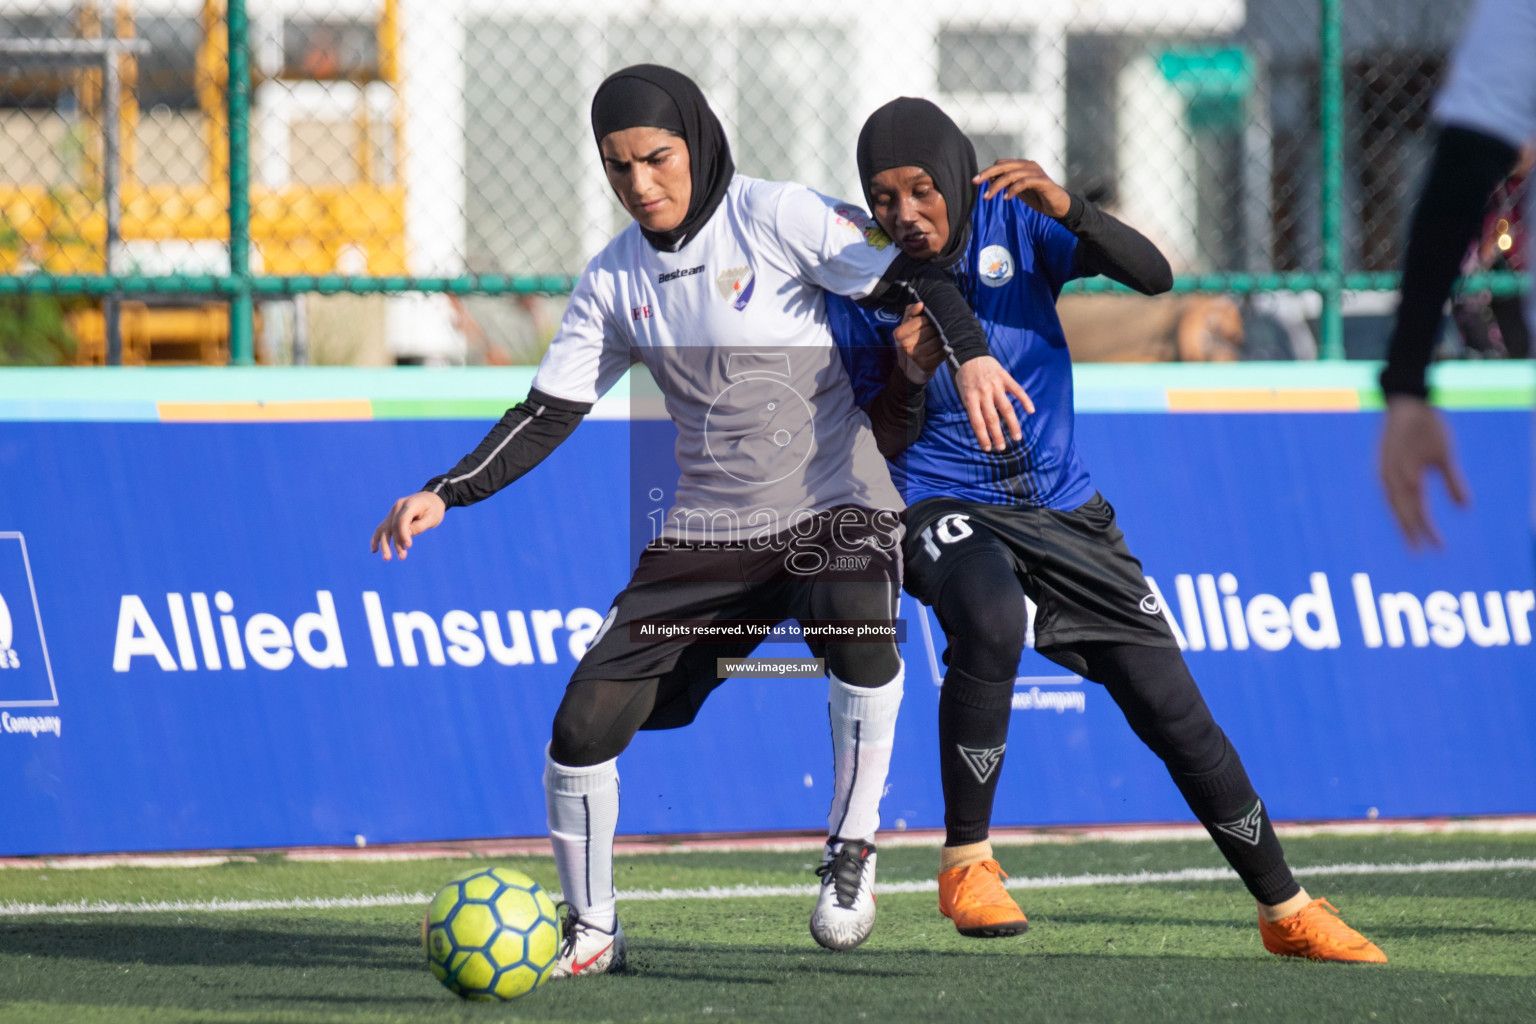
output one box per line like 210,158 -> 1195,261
1376,127 -> 1514,548
1378,0 -> 1536,548
1380,127 -> 1519,400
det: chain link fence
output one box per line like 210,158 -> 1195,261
0,0 -> 1525,365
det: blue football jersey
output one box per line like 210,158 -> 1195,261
830,186 -> 1096,511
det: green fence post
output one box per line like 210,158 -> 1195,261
1318,0 -> 1345,359
227,0 -> 254,365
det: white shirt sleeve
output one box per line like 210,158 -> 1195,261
768,184 -> 900,300
1435,0 -> 1536,149
530,258 -> 635,405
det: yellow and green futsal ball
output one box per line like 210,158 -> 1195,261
422,866 -> 561,1000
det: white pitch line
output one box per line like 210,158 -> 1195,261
0,893 -> 432,917
1,858 -> 1532,918
616,857 -> 1536,902
7,817 -> 1533,868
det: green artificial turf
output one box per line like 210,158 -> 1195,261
1,833 -> 1532,1023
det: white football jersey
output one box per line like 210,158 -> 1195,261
532,175 -> 905,541
1435,0 -> 1536,336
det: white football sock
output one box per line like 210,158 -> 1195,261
826,664 -> 904,843
544,744 -> 619,932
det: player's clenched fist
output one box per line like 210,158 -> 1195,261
370,491 -> 447,561
894,302 -> 945,384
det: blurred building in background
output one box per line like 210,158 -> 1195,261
0,0 -> 1493,365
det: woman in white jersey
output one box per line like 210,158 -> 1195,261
371,65 -> 1026,971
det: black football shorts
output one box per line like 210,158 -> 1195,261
903,492 -> 1177,653
570,505 -> 901,728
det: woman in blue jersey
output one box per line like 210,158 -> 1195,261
832,97 -> 1386,963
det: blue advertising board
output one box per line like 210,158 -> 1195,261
0,366 -> 1531,855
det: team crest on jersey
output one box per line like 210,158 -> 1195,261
871,307 -> 901,324
977,244 -> 1014,287
716,265 -> 756,311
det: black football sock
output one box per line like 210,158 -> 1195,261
1171,739 -> 1299,906
1078,641 -> 1300,906
938,665 -> 1015,847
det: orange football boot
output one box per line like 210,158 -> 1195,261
937,859 -> 1030,938
1259,898 -> 1387,963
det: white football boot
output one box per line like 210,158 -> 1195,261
809,838 -> 878,951
549,904 -> 627,979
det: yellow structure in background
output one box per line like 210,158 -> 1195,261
70,299 -> 232,364
1,0 -> 408,360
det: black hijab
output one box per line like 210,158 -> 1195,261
855,97 -> 977,266
591,64 -> 735,252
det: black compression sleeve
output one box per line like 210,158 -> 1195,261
1382,126 -> 1519,399
422,388 -> 591,508
861,362 -> 928,459
858,254 -> 991,364
1063,193 -> 1174,295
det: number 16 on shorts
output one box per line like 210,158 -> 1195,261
918,514 -> 973,561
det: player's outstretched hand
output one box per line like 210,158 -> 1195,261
371,491 -> 447,561
1379,395 -> 1470,549
973,159 -> 1072,218
894,302 -> 946,384
954,355 -> 1035,453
